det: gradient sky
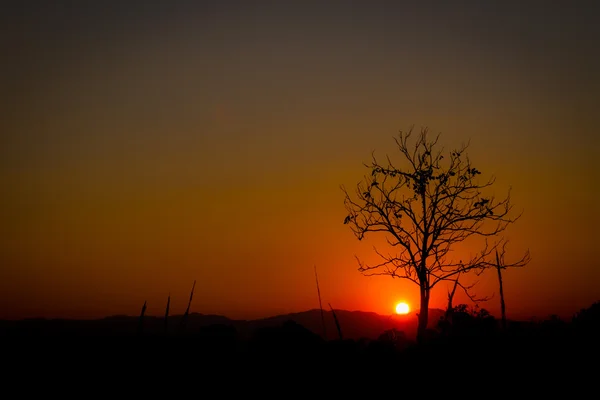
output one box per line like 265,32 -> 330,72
2,0 -> 598,321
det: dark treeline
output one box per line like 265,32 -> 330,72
0,305 -> 596,397
4,302 -> 599,379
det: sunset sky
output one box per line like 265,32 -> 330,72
2,0 -> 598,321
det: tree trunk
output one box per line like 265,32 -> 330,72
417,287 -> 430,343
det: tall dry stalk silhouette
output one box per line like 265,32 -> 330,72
495,250 -> 506,329
137,300 -> 147,336
164,294 -> 171,335
314,265 -> 327,339
329,303 -> 343,340
179,280 -> 196,333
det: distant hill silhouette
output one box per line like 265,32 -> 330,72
247,308 -> 446,340
0,308 -> 446,339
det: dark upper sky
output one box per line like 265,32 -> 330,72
1,1 -> 598,320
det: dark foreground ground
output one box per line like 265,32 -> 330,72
4,319 -> 598,392
3,303 -> 599,394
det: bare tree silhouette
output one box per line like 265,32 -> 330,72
490,240 -> 530,330
342,126 -> 529,342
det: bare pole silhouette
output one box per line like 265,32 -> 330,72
490,240 -> 530,330
314,265 -> 327,340
179,280 -> 196,334
342,126 -> 529,342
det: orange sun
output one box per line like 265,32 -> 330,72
395,302 -> 410,315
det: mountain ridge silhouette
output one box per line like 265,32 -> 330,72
0,308 -> 447,340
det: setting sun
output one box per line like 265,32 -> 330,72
395,302 -> 410,315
